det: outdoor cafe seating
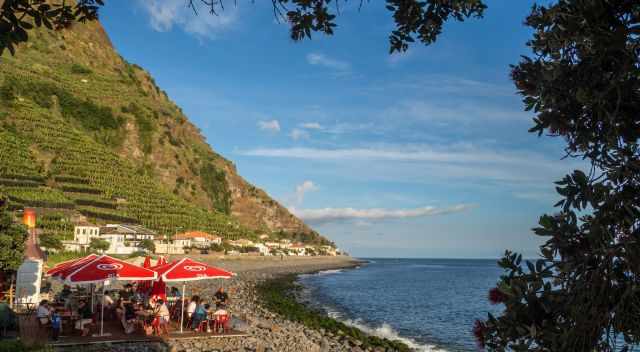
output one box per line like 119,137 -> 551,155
30,254 -> 237,343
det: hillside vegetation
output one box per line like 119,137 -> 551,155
0,20 -> 330,246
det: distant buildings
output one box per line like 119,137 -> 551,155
175,231 -> 222,249
62,223 -> 339,257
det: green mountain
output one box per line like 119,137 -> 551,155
0,20 -> 330,246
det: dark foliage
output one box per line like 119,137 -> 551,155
199,162 -> 232,214
479,1 -> 640,351
2,0 -> 485,57
88,237 -> 109,252
38,232 -> 63,251
0,75 -> 123,138
0,197 -> 27,270
0,0 -> 103,56
70,63 -> 92,75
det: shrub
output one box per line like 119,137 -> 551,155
70,63 -> 92,74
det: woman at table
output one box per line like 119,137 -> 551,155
36,300 -> 52,325
75,299 -> 93,336
115,298 -> 125,321
153,299 -> 170,335
186,295 -> 199,319
190,302 -> 207,332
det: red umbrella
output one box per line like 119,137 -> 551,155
150,278 -> 167,302
156,256 -> 167,266
47,254 -> 99,279
152,258 -> 234,333
136,256 -> 153,294
155,258 -> 234,282
66,255 -> 157,284
65,255 -> 157,336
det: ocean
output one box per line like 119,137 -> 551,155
297,258 -> 504,352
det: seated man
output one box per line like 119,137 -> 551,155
74,300 -> 93,336
119,284 -> 133,301
214,287 -> 229,308
36,300 -> 52,325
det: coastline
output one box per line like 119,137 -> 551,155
52,255 -> 384,352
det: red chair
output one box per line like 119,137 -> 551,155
213,314 -> 230,334
196,319 -> 208,332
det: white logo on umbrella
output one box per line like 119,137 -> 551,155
97,263 -> 123,271
184,265 -> 206,272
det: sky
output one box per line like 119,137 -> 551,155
98,0 -> 583,259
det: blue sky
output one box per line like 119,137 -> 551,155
99,1 -> 582,258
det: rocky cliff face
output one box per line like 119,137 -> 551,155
0,19 -> 326,244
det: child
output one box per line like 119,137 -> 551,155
50,309 -> 61,341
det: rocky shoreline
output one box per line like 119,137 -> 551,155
54,255 -> 404,352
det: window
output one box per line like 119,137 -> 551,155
82,228 -> 86,235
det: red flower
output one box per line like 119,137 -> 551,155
488,287 -> 508,305
472,319 -> 487,349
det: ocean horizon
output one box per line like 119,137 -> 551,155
298,258 -> 506,352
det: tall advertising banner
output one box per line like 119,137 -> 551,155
17,208 -> 43,306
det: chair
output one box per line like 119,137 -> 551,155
195,319 -> 208,332
213,314 -> 230,334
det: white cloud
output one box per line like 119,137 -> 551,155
257,120 -> 281,132
300,122 -> 323,130
295,180 -> 318,205
306,53 -> 351,71
289,128 -> 310,140
240,145 -> 542,164
383,100 -> 529,123
239,144 -> 584,186
289,204 -> 475,224
139,0 -> 237,40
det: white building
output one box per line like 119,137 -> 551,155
254,243 -> 270,256
64,223 -> 157,255
175,231 -> 222,249
227,239 -> 255,247
63,223 -> 101,252
289,243 -> 307,256
154,241 -> 185,255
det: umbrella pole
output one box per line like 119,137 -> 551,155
180,283 -> 186,334
90,284 -> 94,313
100,282 -> 105,336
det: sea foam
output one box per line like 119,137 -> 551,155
340,318 -> 448,352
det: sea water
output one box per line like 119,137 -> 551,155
297,258 -> 504,352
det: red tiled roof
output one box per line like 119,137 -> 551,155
175,231 -> 220,241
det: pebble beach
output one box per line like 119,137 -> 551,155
53,255 -> 379,352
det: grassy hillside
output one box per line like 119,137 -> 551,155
0,20 -> 330,246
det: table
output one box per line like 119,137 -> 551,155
58,311 -> 78,334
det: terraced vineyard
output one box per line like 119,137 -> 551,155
0,19 -> 333,247
0,96 -> 251,240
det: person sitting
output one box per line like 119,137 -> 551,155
212,305 -> 229,334
191,302 -> 207,332
153,299 -> 170,335
121,302 -> 138,334
120,284 -> 133,301
101,290 -> 115,320
50,308 -> 62,341
36,300 -> 52,325
75,300 -> 93,336
214,287 -> 229,308
170,287 -> 181,300
186,295 -> 199,321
